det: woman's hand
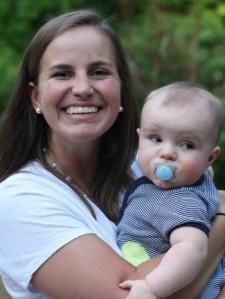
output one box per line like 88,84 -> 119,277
217,283 -> 225,299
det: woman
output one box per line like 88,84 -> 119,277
0,9 -> 224,299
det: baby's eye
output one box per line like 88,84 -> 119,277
180,142 -> 195,150
150,135 -> 162,143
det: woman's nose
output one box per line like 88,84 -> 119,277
71,74 -> 94,98
159,144 -> 177,161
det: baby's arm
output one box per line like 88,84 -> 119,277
145,226 -> 208,297
121,226 -> 208,299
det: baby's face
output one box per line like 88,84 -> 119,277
138,97 -> 217,188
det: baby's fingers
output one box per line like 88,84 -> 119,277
119,280 -> 134,289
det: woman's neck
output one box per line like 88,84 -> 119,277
47,140 -> 100,192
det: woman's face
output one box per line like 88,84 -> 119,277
30,26 -> 121,149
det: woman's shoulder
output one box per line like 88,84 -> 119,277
0,160 -> 77,220
0,160 -> 69,194
0,160 -> 117,226
1,160 -> 56,181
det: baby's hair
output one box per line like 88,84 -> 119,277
145,81 -> 225,144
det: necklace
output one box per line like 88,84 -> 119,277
42,147 -> 90,201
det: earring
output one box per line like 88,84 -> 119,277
35,107 -> 42,114
119,106 -> 124,112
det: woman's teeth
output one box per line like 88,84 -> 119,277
66,106 -> 98,114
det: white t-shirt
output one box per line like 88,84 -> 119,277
0,160 -> 141,299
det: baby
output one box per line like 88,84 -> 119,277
117,82 -> 225,299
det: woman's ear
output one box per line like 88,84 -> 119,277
207,146 -> 221,166
136,128 -> 140,135
28,82 -> 39,110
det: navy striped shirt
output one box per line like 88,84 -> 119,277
117,171 -> 225,298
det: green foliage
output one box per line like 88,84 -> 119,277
0,279 -> 9,299
0,0 -> 225,188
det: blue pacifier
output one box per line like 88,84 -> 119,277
155,164 -> 174,181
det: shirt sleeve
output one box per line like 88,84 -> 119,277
151,190 -> 211,239
0,172 -> 95,291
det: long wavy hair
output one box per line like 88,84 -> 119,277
0,9 -> 138,222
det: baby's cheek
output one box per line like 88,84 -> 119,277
181,160 -> 203,183
138,151 -> 150,168
138,157 -> 153,179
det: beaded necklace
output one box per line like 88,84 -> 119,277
42,147 -> 90,201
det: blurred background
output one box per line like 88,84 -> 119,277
1,0 -> 225,187
0,0 -> 225,297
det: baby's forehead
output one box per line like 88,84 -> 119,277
141,97 -> 214,136
142,93 -> 214,122
142,96 -> 207,113
145,91 -> 207,107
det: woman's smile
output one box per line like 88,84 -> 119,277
65,106 -> 98,114
61,104 -> 102,124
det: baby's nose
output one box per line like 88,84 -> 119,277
159,145 -> 177,161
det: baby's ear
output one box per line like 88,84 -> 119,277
136,128 -> 140,135
207,146 -> 221,166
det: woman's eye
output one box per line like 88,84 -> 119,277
53,71 -> 72,79
180,142 -> 194,150
150,135 -> 162,143
91,68 -> 110,77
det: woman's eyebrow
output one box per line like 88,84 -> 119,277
89,60 -> 113,67
49,64 -> 72,71
48,61 -> 113,71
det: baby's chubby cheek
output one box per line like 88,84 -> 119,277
138,155 -> 151,173
180,162 -> 202,185
143,162 -> 155,180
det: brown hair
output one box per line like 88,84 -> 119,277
0,9 -> 138,222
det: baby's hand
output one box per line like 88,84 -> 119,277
119,280 -> 157,299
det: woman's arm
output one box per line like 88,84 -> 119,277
217,284 -> 225,299
32,234 -> 161,299
32,191 -> 225,299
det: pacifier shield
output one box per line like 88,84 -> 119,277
155,165 -> 173,181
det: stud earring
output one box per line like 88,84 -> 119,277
35,107 -> 42,114
119,106 -> 124,113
